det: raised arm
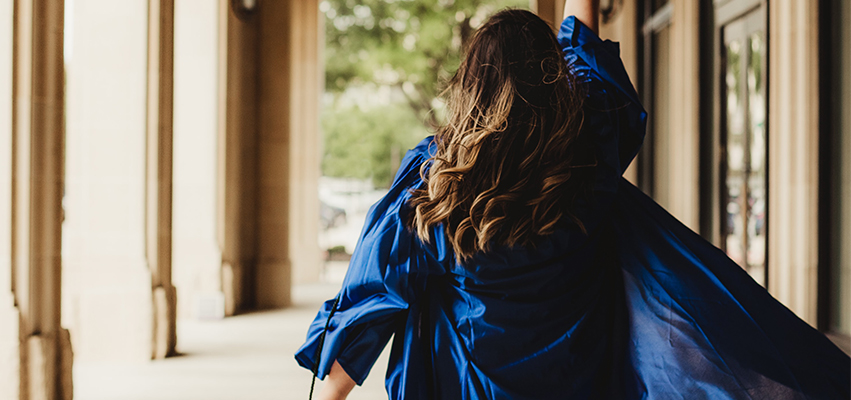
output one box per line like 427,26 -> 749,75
563,0 -> 600,34
557,7 -> 647,178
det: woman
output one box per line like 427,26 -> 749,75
296,1 -> 851,399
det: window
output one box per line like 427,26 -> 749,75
702,0 -> 769,286
821,0 -> 851,352
718,5 -> 767,286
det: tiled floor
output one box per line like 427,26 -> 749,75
73,282 -> 390,400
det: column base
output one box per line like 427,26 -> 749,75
256,260 -> 291,309
222,261 -> 241,316
0,300 -> 19,400
24,328 -> 72,400
152,286 -> 177,359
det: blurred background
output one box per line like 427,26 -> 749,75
0,0 -> 848,399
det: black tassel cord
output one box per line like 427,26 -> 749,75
309,295 -> 341,400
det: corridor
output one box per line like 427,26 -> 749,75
2,1 -> 849,398
73,282 -> 390,400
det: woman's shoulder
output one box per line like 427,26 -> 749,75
367,136 -> 433,224
408,135 -> 435,161
387,135 -> 434,192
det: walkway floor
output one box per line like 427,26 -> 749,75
73,281 -> 390,400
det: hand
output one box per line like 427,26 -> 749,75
563,0 -> 600,34
316,361 -> 356,400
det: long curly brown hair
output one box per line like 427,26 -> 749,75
408,9 -> 593,262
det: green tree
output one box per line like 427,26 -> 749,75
323,0 -> 527,126
320,0 -> 527,186
322,101 -> 428,188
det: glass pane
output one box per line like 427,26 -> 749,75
746,32 -> 767,282
722,18 -> 768,288
652,26 -> 671,207
831,0 -> 851,336
724,39 -> 747,269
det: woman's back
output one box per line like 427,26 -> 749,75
296,10 -> 850,400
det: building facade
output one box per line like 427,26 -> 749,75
1,0 -> 323,398
577,0 -> 850,348
0,0 -> 848,399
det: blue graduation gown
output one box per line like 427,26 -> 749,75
296,16 -> 851,399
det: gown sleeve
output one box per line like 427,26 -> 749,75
557,16 -> 648,194
294,137 -> 442,386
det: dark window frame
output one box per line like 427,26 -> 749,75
818,0 -> 851,354
699,0 -> 770,287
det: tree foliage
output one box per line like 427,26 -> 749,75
324,0 -> 527,125
322,101 -> 428,188
320,0 -> 528,186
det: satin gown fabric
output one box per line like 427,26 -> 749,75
296,16 -> 851,399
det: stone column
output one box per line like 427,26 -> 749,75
11,0 -> 72,398
285,0 -> 322,286
146,0 -> 177,359
0,1 -> 18,398
217,0 -> 323,311
254,0 -> 289,308
254,0 -> 323,304
63,0 -> 153,362
659,0 -> 701,230
173,0 -> 224,321
217,0 -> 260,315
767,0 -> 821,324
254,0 -> 322,305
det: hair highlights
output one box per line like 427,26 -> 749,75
408,9 -> 594,262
